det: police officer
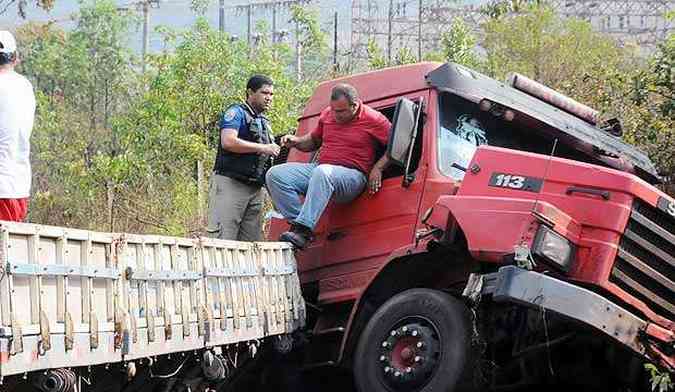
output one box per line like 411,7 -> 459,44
207,75 -> 280,241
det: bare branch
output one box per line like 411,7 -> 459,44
0,0 -> 17,15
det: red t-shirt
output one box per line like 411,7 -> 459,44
310,103 -> 391,174
0,198 -> 28,222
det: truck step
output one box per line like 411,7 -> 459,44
300,361 -> 337,371
312,326 -> 345,336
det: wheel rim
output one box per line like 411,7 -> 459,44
375,317 -> 442,391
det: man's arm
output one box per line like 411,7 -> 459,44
368,154 -> 390,194
221,129 -> 279,156
368,112 -> 394,194
281,132 -> 321,152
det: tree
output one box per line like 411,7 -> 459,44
629,30 -> 674,192
1,0 -> 56,18
480,0 -> 543,19
366,40 -> 419,70
366,38 -> 387,70
290,4 -> 329,80
425,17 -> 481,69
480,3 -> 673,195
16,2 -> 329,235
17,0 -> 139,230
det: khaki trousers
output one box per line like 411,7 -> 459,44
206,174 -> 264,241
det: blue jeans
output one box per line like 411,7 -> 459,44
266,163 -> 367,231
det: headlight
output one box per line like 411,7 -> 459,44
533,226 -> 575,272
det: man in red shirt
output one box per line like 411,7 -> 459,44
266,83 -> 391,248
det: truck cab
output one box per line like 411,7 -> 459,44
269,62 -> 674,391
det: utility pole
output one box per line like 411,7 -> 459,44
333,11 -> 338,71
387,0 -> 393,65
418,0 -> 423,61
232,0 -> 312,69
247,4 -> 252,46
142,0 -> 150,73
272,4 -> 277,42
219,0 -> 225,32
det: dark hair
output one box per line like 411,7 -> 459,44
330,83 -> 359,106
0,52 -> 15,66
246,74 -> 273,93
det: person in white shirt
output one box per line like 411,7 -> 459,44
0,30 -> 35,221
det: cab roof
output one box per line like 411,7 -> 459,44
301,62 -> 660,183
301,62 -> 442,118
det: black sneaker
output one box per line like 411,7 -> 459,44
279,224 -> 312,249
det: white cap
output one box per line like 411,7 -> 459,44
0,31 -> 17,54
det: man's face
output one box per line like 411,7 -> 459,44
248,84 -> 274,113
330,97 -> 358,124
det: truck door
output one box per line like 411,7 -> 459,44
315,91 -> 430,304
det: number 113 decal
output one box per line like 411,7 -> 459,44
489,172 -> 543,193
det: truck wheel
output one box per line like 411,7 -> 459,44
353,288 -> 475,392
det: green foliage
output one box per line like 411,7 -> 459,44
290,4 -> 327,54
13,1 -> 675,234
290,4 -> 329,80
645,364 -> 673,392
18,2 -> 325,235
629,32 -> 674,189
425,18 -> 481,69
481,0 -> 543,19
367,39 -> 418,69
1,0 -> 56,18
394,47 -> 417,66
17,0 -> 140,230
479,4 -> 674,191
366,39 -> 387,70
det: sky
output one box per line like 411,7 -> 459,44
0,0 -> 486,54
1,0 -> 354,53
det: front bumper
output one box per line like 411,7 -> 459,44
463,266 -> 674,369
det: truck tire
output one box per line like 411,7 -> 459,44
353,288 -> 475,392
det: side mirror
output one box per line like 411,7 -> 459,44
386,98 -> 418,167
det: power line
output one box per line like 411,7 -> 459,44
351,0 -> 675,62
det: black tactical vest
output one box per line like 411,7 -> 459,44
213,103 -> 273,186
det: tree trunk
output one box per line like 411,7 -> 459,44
106,181 -> 115,232
197,160 -> 205,226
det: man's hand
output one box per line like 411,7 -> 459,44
260,143 -> 281,157
280,134 -> 299,148
368,167 -> 383,195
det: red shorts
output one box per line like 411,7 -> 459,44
0,198 -> 28,222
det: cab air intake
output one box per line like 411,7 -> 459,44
507,72 -> 599,125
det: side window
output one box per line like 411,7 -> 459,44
378,104 -> 423,180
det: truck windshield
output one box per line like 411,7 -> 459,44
438,93 -> 487,180
437,91 -> 613,180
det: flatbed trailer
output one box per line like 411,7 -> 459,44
0,221 -> 305,391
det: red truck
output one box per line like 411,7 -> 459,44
269,62 -> 674,391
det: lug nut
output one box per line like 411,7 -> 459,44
406,367 -> 412,373
411,330 -> 419,337
416,342 -> 424,348
384,366 -> 391,373
394,371 -> 401,377
402,326 -> 408,332
380,355 -> 386,362
382,341 -> 389,348
414,356 -> 422,363
390,330 -> 397,336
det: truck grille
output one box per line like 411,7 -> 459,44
609,199 -> 675,320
